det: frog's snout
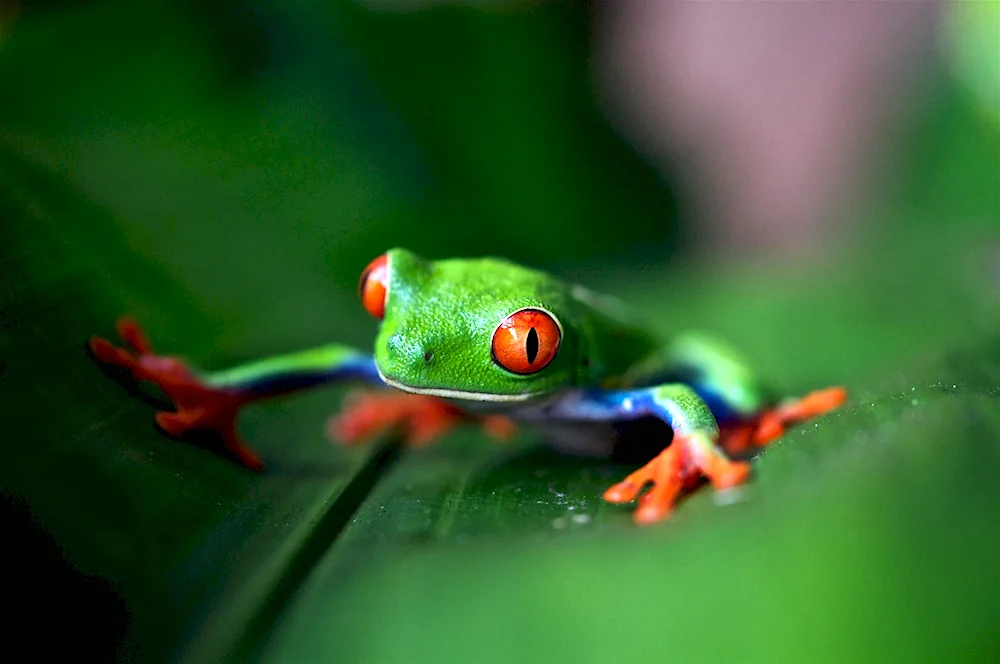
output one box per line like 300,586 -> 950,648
383,332 -> 435,374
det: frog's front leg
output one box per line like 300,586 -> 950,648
90,317 -> 379,469
328,389 -> 517,448
546,385 -> 750,525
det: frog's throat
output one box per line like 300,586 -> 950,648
376,368 -> 541,403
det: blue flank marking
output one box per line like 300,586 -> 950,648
546,389 -> 669,424
546,381 -> 739,432
633,368 -> 741,424
238,355 -> 381,395
585,389 -> 684,429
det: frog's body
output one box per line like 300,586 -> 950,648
90,249 -> 845,524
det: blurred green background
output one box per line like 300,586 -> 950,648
1,1 -> 998,662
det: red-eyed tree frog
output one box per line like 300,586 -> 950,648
90,249 -> 846,524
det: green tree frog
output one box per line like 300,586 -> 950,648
90,249 -> 845,524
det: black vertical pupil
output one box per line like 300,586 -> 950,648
526,327 -> 539,365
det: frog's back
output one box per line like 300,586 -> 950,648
566,283 -> 661,389
410,251 -> 661,392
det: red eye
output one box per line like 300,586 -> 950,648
359,254 -> 389,319
491,308 -> 561,375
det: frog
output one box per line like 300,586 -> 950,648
89,248 -> 846,524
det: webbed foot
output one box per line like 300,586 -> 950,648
89,317 -> 263,470
603,432 -> 750,525
752,386 -> 847,447
718,386 -> 848,456
329,389 -> 517,448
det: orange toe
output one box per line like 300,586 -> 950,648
328,390 -> 463,448
708,460 -> 751,490
604,433 -> 752,524
779,386 -> 847,420
752,386 -> 848,448
603,480 -> 641,504
718,421 -> 754,456
116,316 -> 154,355
91,317 -> 263,470
89,336 -> 135,369
482,415 -> 518,442
329,391 -> 518,449
633,478 -> 683,524
752,412 -> 785,446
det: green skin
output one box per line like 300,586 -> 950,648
206,248 -> 769,449
95,248 -> 782,519
373,249 -> 763,403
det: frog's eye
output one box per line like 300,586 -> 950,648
491,308 -> 561,375
359,254 -> 389,319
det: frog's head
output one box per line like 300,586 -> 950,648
358,248 -> 579,402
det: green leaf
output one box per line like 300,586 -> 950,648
254,341 -> 1000,664
0,148 -> 382,662
2,3 -> 999,662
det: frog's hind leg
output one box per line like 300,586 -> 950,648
655,335 -> 846,455
717,386 -> 847,457
716,420 -> 757,457
751,387 -> 847,447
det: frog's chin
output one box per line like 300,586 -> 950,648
376,367 -> 541,403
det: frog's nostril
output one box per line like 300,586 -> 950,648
386,335 -> 401,354
384,332 -> 433,368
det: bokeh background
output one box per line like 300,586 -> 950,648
1,1 -> 998,662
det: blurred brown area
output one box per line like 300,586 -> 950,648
594,0 -> 943,253
0,0 -> 20,43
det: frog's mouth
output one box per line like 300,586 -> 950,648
376,367 -> 541,403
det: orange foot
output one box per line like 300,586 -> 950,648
753,386 -> 847,446
718,386 -> 848,457
328,389 -> 517,448
603,432 -> 750,525
89,317 -> 263,470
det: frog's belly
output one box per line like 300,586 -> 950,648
448,393 -> 678,463
530,417 -> 675,464
442,394 -> 550,416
